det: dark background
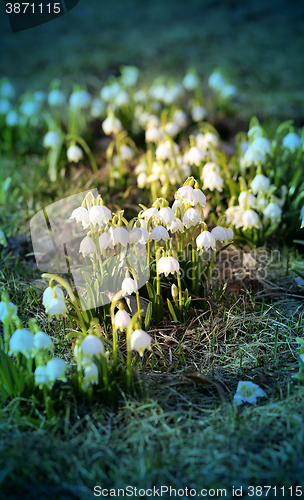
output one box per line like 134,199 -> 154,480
1,0 -> 304,120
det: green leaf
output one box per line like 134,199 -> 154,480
146,281 -> 156,300
167,299 -> 178,323
153,294 -> 163,324
144,302 -> 153,330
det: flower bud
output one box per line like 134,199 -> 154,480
171,284 -> 178,300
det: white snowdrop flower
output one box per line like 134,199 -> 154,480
0,99 -> 11,115
122,277 -> 137,296
69,90 -> 91,109
46,358 -> 67,387
201,162 -> 220,178
169,218 -> 184,233
43,286 -> 65,312
99,232 -> 112,250
220,84 -> 237,99
5,110 -> 19,126
150,225 -> 169,242
183,208 -> 202,228
9,329 -> 34,359
0,230 -> 8,248
196,231 -> 216,251
243,147 -> 266,166
130,329 -> 152,357
172,199 -> 181,211
157,256 -> 180,276
183,72 -> 200,90
251,137 -> 271,154
187,147 -> 206,166
110,226 -> 130,246
163,83 -> 183,104
156,256 -> 166,275
155,140 -> 179,160
43,131 -> 61,149
225,227 -> 234,241
114,90 -> 130,107
114,308 -> 131,331
248,125 -> 263,140
139,207 -> 158,221
67,145 -> 83,163
242,209 -> 260,230
208,71 -> 226,91
121,66 -> 139,86
33,90 -> 46,103
81,334 -> 105,365
233,381 -> 267,406
263,203 -> 282,222
176,185 -> 196,205
282,132 -> 301,152
89,205 -> 112,225
158,207 -> 175,228
48,89 -> 65,106
137,172 -> 148,188
90,98 -> 105,118
197,132 -> 220,149
34,365 -> 49,389
146,115 -> 160,129
120,144 -> 134,160
79,236 -> 97,257
138,227 -> 150,244
256,196 -> 268,211
70,206 -> 89,228
238,191 -> 257,209
203,170 -> 224,192
164,122 -> 180,137
239,141 -> 249,154
135,162 -> 146,174
149,84 -> 167,101
211,226 -> 227,243
145,127 -> 164,143
0,81 -> 15,99
129,226 -> 142,244
225,206 -> 245,229
172,109 -> 187,128
102,116 -> 122,135
193,188 -> 206,207
133,90 -> 147,103
100,82 -> 121,101
250,174 -> 271,194
191,106 -> 207,122
83,363 -> 99,391
47,298 -> 67,318
20,101 -> 39,117
33,331 -> 54,352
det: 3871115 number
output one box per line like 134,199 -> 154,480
5,3 -> 61,14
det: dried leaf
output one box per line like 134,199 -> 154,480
184,372 -> 226,403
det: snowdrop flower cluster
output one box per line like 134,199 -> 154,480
35,358 -> 67,389
226,174 -> 283,233
208,70 -> 237,101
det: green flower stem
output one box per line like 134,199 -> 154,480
208,250 -> 216,283
110,290 -> 124,368
192,227 -> 196,291
42,273 -> 87,336
186,229 -> 190,260
126,311 -> 141,390
177,272 -> 183,319
100,355 -> 109,388
66,134 -> 98,173
112,331 -> 118,367
136,292 -> 142,328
